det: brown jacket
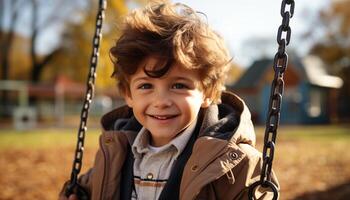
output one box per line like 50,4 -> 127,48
62,91 -> 279,200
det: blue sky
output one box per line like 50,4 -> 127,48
172,0 -> 331,66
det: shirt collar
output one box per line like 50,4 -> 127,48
132,127 -> 150,157
171,118 -> 197,157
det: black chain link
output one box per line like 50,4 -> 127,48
248,0 -> 294,199
65,0 -> 107,197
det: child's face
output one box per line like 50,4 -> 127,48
124,56 -> 211,147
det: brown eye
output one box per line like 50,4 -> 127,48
138,83 -> 152,89
172,83 -> 188,89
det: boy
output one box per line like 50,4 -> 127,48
60,1 -> 279,199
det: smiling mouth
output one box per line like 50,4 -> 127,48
148,114 -> 179,120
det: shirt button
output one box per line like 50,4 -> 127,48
146,172 -> 153,179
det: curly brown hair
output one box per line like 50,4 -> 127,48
110,0 -> 232,103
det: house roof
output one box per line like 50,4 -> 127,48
302,56 -> 343,88
231,58 -> 272,89
230,55 -> 343,89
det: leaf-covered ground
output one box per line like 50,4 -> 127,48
0,125 -> 349,200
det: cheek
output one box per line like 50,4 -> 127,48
132,104 -> 146,124
133,101 -> 146,112
182,95 -> 204,113
129,99 -> 147,117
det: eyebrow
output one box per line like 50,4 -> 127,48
132,76 -> 150,83
171,76 -> 195,83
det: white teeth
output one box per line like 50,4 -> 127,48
150,115 -> 176,120
155,116 -> 168,120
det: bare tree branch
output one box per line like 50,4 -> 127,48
1,0 -> 21,80
29,0 -> 84,83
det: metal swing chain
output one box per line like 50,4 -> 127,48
65,0 -> 107,197
248,0 -> 295,199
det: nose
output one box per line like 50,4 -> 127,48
153,89 -> 173,108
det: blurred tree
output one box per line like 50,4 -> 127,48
28,0 -> 87,83
308,0 -> 350,120
0,0 -> 22,81
0,0 -> 27,116
0,0 -> 87,82
8,34 -> 31,80
308,0 -> 350,72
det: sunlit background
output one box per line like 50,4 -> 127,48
0,0 -> 349,199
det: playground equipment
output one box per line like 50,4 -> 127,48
0,80 -> 37,130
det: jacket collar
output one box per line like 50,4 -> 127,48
197,91 -> 255,146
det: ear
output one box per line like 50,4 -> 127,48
124,94 -> 134,108
201,97 -> 212,108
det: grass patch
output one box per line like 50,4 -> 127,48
255,125 -> 350,142
0,128 -> 100,150
0,125 -> 348,149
